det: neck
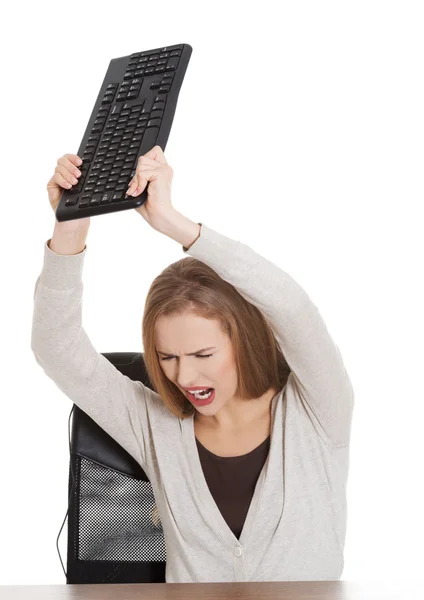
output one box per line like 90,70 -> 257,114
195,387 -> 278,431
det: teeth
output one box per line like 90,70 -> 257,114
191,389 -> 212,399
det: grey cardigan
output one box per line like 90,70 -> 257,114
31,222 -> 354,583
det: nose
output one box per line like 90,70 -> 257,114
175,361 -> 201,390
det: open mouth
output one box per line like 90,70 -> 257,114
186,388 -> 215,404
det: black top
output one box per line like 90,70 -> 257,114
195,435 -> 271,539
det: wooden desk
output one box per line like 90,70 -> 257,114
0,581 -> 421,599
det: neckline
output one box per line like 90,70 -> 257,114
182,390 -> 282,547
195,434 -> 271,460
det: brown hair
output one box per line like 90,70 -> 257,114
141,256 -> 291,420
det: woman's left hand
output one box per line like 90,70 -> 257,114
126,145 -> 175,229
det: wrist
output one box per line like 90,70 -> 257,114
154,209 -> 201,249
50,219 -> 89,255
53,216 -> 90,234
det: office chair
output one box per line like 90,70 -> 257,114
65,352 -> 167,584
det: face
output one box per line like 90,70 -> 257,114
155,311 -> 240,426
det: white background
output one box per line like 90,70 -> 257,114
1,0 -> 423,587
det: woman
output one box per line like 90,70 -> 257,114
31,146 -> 354,583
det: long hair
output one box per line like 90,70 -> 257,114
141,256 -> 291,420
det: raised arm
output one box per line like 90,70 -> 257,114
31,221 -> 151,470
155,210 -> 354,448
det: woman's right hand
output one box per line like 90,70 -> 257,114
47,153 -> 90,228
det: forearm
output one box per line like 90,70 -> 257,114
153,209 -> 201,249
49,209 -> 199,255
49,220 -> 89,255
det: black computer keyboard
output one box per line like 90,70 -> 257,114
55,43 -> 192,222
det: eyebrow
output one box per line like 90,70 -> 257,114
156,346 -> 217,357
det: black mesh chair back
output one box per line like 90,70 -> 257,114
66,352 -> 166,584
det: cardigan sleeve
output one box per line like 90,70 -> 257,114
30,239 -> 150,470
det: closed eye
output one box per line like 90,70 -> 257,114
160,354 -> 213,361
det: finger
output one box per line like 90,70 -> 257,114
52,171 -> 73,190
142,145 -> 168,165
57,156 -> 82,180
127,157 -> 156,193
64,153 -> 83,167
54,164 -> 80,188
136,171 -> 148,194
137,156 -> 158,168
127,171 -> 148,196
